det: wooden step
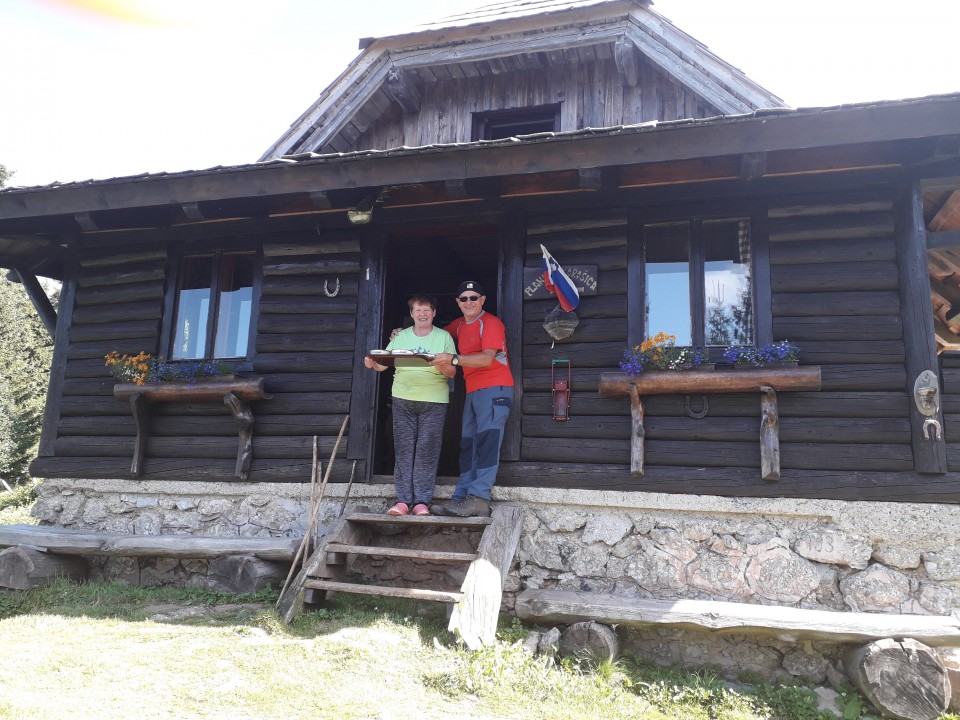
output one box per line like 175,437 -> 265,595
346,512 -> 492,528
324,543 -> 477,564
304,579 -> 463,603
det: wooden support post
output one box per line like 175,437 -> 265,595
224,392 -> 254,481
449,504 -> 524,650
0,546 -> 88,589
896,181 -> 946,473
129,392 -> 148,476
628,384 -> 644,477
759,385 -> 780,481
843,639 -> 950,720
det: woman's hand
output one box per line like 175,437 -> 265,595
364,356 -> 386,371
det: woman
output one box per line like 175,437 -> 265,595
364,295 -> 456,515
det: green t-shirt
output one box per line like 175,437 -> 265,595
385,327 -> 456,404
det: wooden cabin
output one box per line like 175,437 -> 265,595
2,1 -> 960,665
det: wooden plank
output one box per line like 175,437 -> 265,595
0,525 -> 299,561
896,182 -> 947,473
38,270 -> 75,457
501,210 -> 524,463
599,367 -> 821,397
324,544 -> 476,564
449,503 -> 524,650
346,512 -> 492,528
772,315 -> 902,341
514,589 -> 960,646
305,579 -> 462,603
770,261 -> 899,293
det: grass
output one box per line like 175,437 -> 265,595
0,488 -> 957,720
3,582 -> 958,720
0,483 -> 38,525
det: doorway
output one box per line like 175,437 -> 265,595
372,222 -> 501,482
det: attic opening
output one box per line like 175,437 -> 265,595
373,222 -> 501,482
472,103 -> 561,141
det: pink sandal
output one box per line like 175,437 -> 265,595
386,502 -> 409,516
411,503 -> 430,516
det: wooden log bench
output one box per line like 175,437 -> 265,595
516,588 -> 960,719
113,377 -> 272,481
0,524 -> 298,592
514,588 -> 960,647
598,366 -> 822,480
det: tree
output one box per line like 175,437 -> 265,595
0,164 -> 11,188
0,278 -> 55,485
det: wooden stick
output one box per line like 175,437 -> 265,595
277,417 -> 349,600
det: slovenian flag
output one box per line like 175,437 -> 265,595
541,244 -> 580,312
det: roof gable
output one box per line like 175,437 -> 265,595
260,0 -> 786,160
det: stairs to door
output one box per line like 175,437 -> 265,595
277,503 -> 524,649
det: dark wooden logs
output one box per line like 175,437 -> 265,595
206,555 -> 289,594
842,639 -> 950,720
0,546 -> 88,589
558,621 -> 621,662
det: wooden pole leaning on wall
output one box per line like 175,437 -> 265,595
277,416 -> 350,607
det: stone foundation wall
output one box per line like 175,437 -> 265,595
31,479 -> 960,679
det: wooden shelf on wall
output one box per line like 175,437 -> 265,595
599,366 -> 822,481
113,377 -> 272,481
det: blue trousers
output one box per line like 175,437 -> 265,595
452,385 -> 512,501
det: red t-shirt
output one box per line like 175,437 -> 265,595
445,312 -> 514,393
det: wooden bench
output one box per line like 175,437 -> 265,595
514,588 -> 960,647
598,366 -> 821,480
0,524 -> 299,591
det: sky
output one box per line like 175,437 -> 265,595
2,0 -> 958,189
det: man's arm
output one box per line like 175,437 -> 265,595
430,349 -> 495,369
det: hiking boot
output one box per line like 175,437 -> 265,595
444,495 -> 491,518
411,503 -> 430,516
386,502 -> 409,516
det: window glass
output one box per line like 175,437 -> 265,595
214,254 -> 254,358
645,223 -> 691,345
703,219 -> 753,346
172,255 -> 213,360
171,252 -> 254,360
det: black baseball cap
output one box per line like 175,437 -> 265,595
456,281 -> 484,296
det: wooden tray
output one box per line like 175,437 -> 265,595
366,351 -> 435,368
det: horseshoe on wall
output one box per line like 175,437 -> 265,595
323,278 -> 341,297
684,394 -> 709,419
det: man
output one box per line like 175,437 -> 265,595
430,281 -> 514,517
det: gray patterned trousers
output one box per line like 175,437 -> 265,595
391,397 -> 447,506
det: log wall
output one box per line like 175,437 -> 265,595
500,190 -> 960,503
32,228 -> 363,483
357,56 -> 719,150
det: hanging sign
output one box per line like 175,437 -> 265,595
522,265 -> 598,301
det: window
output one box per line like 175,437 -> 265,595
637,215 -> 755,352
169,252 -> 256,360
472,104 -> 561,141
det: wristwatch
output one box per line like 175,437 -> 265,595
451,355 -> 460,366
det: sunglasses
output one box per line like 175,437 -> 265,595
458,295 -> 481,302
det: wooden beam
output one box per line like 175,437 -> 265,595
614,37 -> 639,87
929,190 -> 960,232
599,366 -> 822,397
0,524 -> 300,561
927,230 -> 960,250
74,212 -> 99,232
383,69 -> 421,113
896,181 -> 947,473
12,268 -> 56,338
514,589 -> 960,646
6,96 -> 960,222
739,152 -> 767,180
